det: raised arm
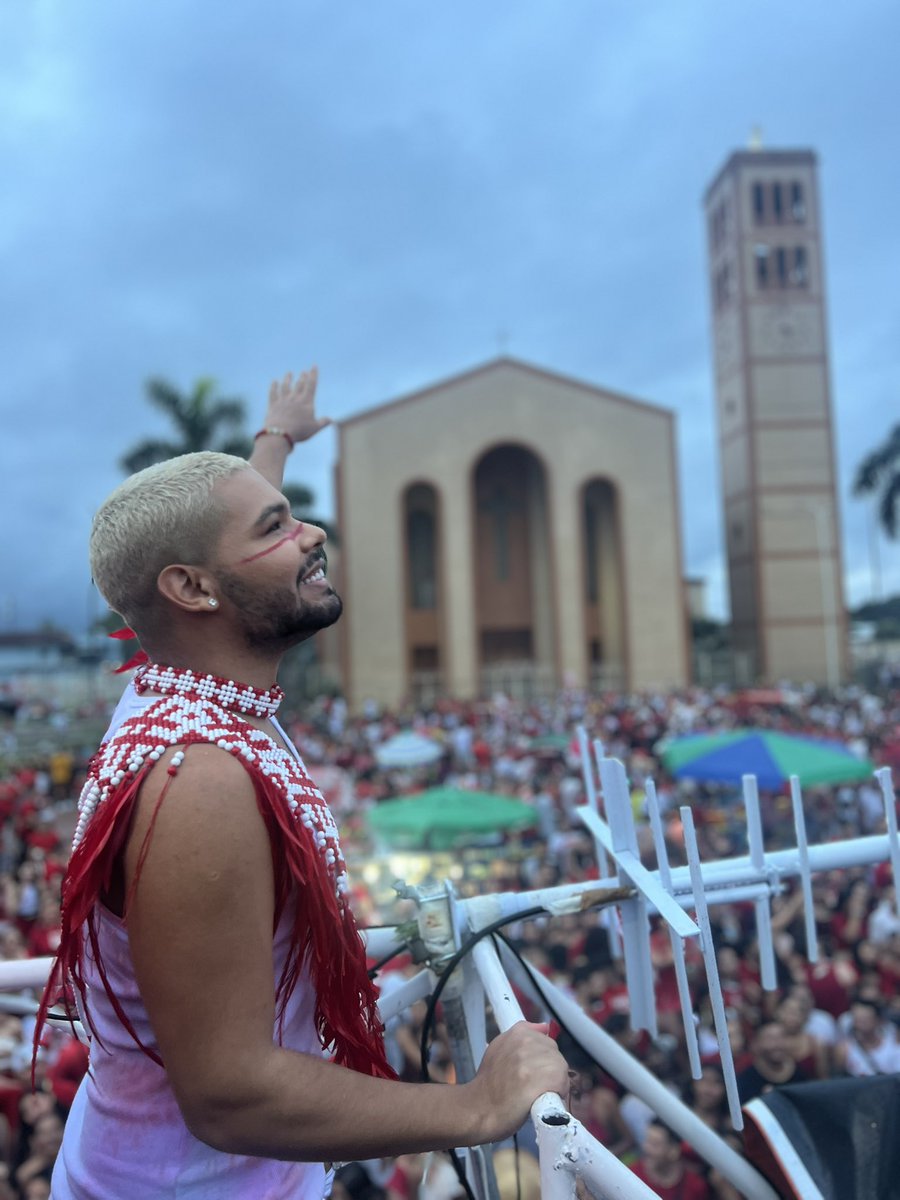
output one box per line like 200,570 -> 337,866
123,749 -> 569,1162
249,367 -> 330,489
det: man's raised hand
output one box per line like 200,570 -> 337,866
266,368 -> 330,445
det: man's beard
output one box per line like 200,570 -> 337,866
216,568 -> 343,649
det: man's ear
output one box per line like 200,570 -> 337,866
157,565 -> 218,614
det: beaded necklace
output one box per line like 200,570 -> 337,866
74,671 -> 348,904
133,661 -> 284,719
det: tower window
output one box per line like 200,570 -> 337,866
775,247 -> 788,287
791,182 -> 806,222
791,245 -> 808,287
754,244 -> 769,289
752,183 -> 765,224
772,182 -> 784,222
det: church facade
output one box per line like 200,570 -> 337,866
332,358 -> 689,709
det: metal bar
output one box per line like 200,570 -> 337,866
663,833 -> 895,890
577,728 -> 621,959
442,991 -> 497,1200
681,806 -> 743,1131
413,887 -> 498,1200
0,957 -> 53,991
645,779 -> 702,1079
789,775 -> 818,963
599,758 -> 657,1034
743,776 -> 776,990
577,726 -> 600,816
506,950 -> 780,1200
469,939 -> 659,1200
458,829 -> 895,925
876,768 -> 900,915
375,969 -> 434,1025
592,737 -> 624,960
580,808 -> 699,938
363,926 -> 406,960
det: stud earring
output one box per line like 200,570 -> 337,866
208,598 -> 218,608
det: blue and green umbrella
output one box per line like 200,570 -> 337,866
659,729 -> 874,790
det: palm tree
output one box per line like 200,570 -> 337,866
854,423 -> 900,538
120,377 -> 250,473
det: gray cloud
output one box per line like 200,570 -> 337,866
1,0 -> 898,634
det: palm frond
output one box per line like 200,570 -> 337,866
282,483 -> 316,510
853,424 -> 900,495
144,378 -> 189,418
879,472 -> 900,539
120,438 -> 185,475
207,398 -> 246,427
217,435 -> 254,459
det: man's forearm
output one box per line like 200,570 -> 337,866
189,1046 -> 484,1161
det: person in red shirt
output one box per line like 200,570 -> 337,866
630,1120 -> 711,1199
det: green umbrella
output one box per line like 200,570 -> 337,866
659,728 -> 874,789
368,787 -> 537,850
528,733 -> 572,754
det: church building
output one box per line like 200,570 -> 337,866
332,358 -> 689,709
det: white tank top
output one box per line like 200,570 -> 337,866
52,684 -> 330,1199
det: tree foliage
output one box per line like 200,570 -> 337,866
854,422 -> 900,538
120,376 -> 250,473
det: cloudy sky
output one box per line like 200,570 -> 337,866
2,0 -> 897,636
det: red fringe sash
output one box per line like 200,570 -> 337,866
35,715 -> 395,1082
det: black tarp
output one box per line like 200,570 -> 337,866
743,1075 -> 900,1200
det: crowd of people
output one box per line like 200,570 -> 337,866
0,675 -> 898,1199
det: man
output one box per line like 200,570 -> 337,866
735,1020 -> 809,1105
38,369 -> 568,1199
834,997 -> 900,1076
630,1120 -> 710,1200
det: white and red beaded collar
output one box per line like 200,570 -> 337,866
133,662 -> 284,720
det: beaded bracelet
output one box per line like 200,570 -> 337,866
254,427 -> 295,450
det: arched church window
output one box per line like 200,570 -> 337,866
405,485 -> 438,610
584,498 -> 600,603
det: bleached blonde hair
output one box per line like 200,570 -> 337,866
90,452 -> 249,630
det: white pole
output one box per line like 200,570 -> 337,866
469,939 -> 660,1200
663,833 -> 894,890
576,727 -> 621,958
506,950 -> 781,1200
364,926 -> 408,960
875,768 -> 900,916
598,758 -> 657,1035
375,969 -> 435,1025
789,775 -> 819,963
681,807 -> 743,1130
0,957 -> 53,991
742,776 -> 777,990
645,779 -> 702,1079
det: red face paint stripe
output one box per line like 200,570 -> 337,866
236,522 -> 305,565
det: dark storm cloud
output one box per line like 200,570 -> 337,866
1,0 -> 898,632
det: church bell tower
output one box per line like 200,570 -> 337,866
704,146 -> 846,686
